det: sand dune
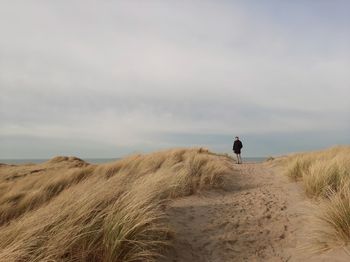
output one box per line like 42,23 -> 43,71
0,147 -> 349,261
161,161 -> 349,261
0,148 -> 233,261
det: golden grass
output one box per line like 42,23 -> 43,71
310,185 -> 350,252
0,148 -> 234,261
282,146 -> 350,251
284,146 -> 350,197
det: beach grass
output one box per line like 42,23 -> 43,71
0,148 -> 234,261
283,146 -> 350,251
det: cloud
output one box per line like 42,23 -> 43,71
0,1 -> 349,157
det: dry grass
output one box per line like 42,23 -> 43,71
310,185 -> 350,252
284,146 -> 350,197
0,148 -> 234,261
282,146 -> 350,251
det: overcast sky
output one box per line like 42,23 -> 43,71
0,1 -> 349,158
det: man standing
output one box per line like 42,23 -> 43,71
233,136 -> 243,164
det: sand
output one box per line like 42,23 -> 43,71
1,154 -> 349,261
160,161 -> 350,262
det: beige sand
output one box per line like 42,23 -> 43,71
160,161 -> 349,262
1,151 -> 349,261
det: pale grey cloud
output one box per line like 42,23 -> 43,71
0,0 -> 349,158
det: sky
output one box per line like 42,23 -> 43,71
0,0 -> 349,158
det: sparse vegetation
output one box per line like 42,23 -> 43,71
282,146 -> 350,251
266,156 -> 275,161
0,148 -> 234,261
311,185 -> 350,252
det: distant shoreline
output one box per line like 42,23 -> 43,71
0,157 -> 267,165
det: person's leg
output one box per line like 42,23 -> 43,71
238,154 -> 242,164
235,154 -> 239,164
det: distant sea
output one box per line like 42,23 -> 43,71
0,158 -> 119,165
1,157 -> 266,165
244,157 -> 267,163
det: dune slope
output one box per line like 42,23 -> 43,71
0,148 -> 233,261
1,147 -> 349,261
161,159 -> 350,262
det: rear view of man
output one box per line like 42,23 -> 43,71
233,136 -> 243,164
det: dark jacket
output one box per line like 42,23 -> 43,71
233,140 -> 243,154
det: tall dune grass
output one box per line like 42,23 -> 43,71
284,146 -> 350,197
282,146 -> 350,251
310,185 -> 350,252
0,148 -> 234,261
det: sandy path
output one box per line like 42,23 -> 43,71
161,161 -> 349,262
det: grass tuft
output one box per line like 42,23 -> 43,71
282,146 -> 350,251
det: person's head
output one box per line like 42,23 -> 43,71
235,136 -> 239,140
